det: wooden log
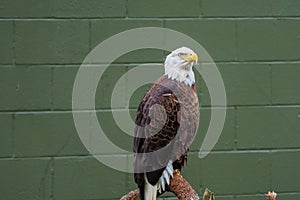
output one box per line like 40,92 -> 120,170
120,170 -> 214,200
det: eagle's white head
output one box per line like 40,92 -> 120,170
164,47 -> 198,86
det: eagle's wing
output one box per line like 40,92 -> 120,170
133,82 -> 181,189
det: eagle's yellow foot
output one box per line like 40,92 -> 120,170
173,169 -> 182,177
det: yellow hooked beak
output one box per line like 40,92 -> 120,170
183,53 -> 198,63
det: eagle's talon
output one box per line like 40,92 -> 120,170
173,169 -> 182,177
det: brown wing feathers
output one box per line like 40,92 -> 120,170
133,75 -> 199,197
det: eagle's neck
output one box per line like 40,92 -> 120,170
164,67 -> 195,87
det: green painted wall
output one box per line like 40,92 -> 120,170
0,0 -> 300,199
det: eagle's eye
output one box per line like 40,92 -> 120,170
178,53 -> 188,57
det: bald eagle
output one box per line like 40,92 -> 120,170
133,47 -> 200,200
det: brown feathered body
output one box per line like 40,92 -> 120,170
133,75 -> 199,199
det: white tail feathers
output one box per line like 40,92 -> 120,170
158,160 -> 174,193
144,180 -> 158,200
144,160 -> 174,199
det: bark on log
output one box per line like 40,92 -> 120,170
120,171 -> 215,200
120,189 -> 140,200
166,170 -> 199,200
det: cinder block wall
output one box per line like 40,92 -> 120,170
0,0 -> 300,199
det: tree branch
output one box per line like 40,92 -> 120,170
120,171 -> 215,200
